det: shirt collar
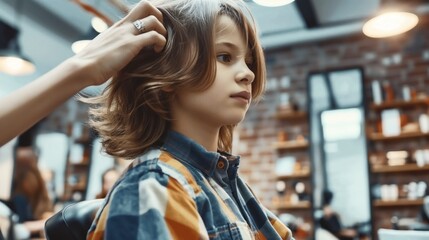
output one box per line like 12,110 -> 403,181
161,130 -> 240,177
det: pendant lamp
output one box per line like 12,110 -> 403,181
363,12 -> 419,38
253,0 -> 295,7
0,40 -> 35,76
0,1 -> 35,76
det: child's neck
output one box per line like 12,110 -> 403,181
171,124 -> 219,152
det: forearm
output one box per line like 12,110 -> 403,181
0,58 -> 93,146
0,0 -> 167,147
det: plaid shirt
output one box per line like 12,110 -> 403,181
87,130 -> 293,240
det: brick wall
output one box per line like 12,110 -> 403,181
237,12 -> 429,212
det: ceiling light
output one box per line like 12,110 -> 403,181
0,19 -> 36,76
91,17 -> 108,33
0,38 -> 36,76
363,12 -> 419,38
253,0 -> 295,7
0,54 -> 35,76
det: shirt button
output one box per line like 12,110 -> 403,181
217,160 -> 225,169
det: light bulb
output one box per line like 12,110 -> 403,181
253,0 -> 295,7
363,12 -> 419,38
0,56 -> 35,76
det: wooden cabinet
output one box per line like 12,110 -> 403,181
272,110 -> 313,239
366,98 -> 429,232
63,123 -> 95,202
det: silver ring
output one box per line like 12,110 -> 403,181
133,19 -> 145,33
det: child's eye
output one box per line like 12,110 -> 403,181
217,54 -> 232,63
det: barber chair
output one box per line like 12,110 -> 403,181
44,199 -> 104,240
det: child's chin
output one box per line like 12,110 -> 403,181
224,115 -> 246,125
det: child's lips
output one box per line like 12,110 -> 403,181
230,91 -> 251,103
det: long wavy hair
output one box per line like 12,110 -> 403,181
12,148 -> 53,220
87,0 -> 266,158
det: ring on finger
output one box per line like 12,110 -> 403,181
133,19 -> 145,33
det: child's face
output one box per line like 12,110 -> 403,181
172,15 -> 255,128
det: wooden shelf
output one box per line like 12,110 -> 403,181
370,98 -> 429,111
69,162 -> 89,167
74,137 -> 92,144
373,199 -> 424,207
372,164 -> 429,173
65,183 -> 87,192
276,201 -> 311,210
368,131 -> 429,141
273,141 -> 309,151
276,111 -> 308,121
277,171 -> 311,180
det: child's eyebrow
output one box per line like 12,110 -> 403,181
216,41 -> 239,50
215,41 -> 251,56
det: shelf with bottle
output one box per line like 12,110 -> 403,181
368,81 -> 429,140
276,171 -> 311,181
368,82 -> 429,234
369,148 -> 429,171
372,164 -> 429,173
274,159 -> 312,217
368,147 -> 429,230
273,140 -> 309,151
373,198 -> 424,207
272,179 -> 312,211
62,122 -> 95,201
274,127 -> 308,151
272,178 -> 313,240
368,131 -> 429,141
275,155 -> 311,178
371,178 -> 427,209
272,91 -> 313,238
275,111 -> 308,121
366,109 -> 429,142
274,200 -> 311,210
370,98 -> 429,111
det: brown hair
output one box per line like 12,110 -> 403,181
86,0 -> 265,158
12,148 -> 53,220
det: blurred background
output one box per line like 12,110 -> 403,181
1,0 -> 429,239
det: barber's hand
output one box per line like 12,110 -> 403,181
72,0 -> 167,86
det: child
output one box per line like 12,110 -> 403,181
87,0 -> 293,239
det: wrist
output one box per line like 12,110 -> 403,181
62,56 -> 98,89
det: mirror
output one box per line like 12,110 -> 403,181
320,107 -> 372,237
85,138 -> 115,200
308,68 -> 373,239
36,133 -> 69,202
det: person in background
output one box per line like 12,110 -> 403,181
319,190 -> 358,240
0,0 -> 167,147
410,196 -> 429,230
95,168 -> 121,199
10,146 -> 54,238
85,0 -> 293,239
423,196 -> 429,224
